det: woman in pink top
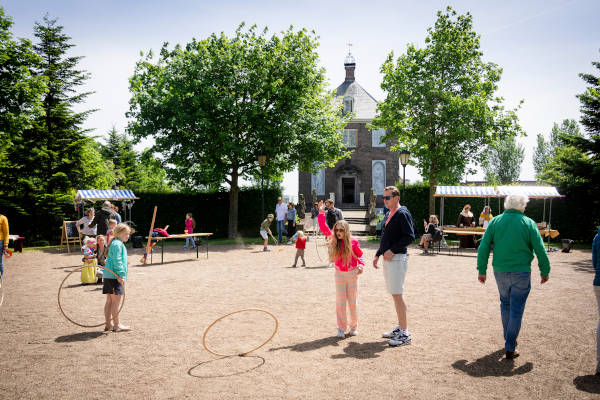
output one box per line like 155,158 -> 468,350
317,200 -> 365,338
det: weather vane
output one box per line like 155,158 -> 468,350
347,42 -> 353,55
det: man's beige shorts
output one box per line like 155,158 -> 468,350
383,253 -> 408,294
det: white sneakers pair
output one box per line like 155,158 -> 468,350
336,329 -> 358,338
382,325 -> 412,346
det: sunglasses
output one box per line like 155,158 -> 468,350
334,228 -> 345,232
383,195 -> 397,200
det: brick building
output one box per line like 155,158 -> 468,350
298,53 -> 399,209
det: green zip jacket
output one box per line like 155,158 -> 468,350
477,209 -> 550,276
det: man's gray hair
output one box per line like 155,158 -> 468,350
103,200 -> 112,208
504,194 -> 529,213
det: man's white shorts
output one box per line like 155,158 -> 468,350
260,230 -> 268,240
383,253 -> 408,294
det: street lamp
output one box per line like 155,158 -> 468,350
399,150 -> 410,204
258,155 -> 267,218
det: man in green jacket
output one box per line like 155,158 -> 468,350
477,194 -> 550,360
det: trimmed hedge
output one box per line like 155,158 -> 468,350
0,188 -> 281,245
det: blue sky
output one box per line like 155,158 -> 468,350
3,0 -> 599,198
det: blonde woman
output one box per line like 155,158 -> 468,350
317,200 -> 365,338
103,223 -> 131,332
479,206 -> 493,228
419,215 -> 439,253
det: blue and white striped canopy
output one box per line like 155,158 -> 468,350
75,190 -> 138,202
435,186 -> 496,197
496,186 -> 562,198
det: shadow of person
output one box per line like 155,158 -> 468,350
452,349 -> 533,377
573,375 -> 600,394
55,331 -> 105,343
269,336 -> 344,353
188,355 -> 265,379
331,341 -> 389,360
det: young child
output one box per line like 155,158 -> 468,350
291,231 -> 309,268
317,200 -> 365,338
183,212 -> 196,250
103,223 -> 131,332
81,237 -> 98,284
106,219 -> 118,245
260,214 -> 274,252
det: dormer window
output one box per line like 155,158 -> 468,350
343,96 -> 353,115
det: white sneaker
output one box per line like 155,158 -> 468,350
382,325 -> 403,338
336,329 -> 345,338
388,331 -> 411,347
347,329 -> 358,336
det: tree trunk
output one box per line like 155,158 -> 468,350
429,175 -> 437,216
228,170 -> 240,239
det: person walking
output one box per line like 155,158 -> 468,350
593,225 -> 600,375
274,197 -> 288,244
286,203 -> 297,244
89,201 -> 116,236
372,186 -> 415,347
324,199 -> 343,230
477,194 -> 550,359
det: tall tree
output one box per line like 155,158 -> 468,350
482,136 -> 524,184
371,7 -> 522,213
539,55 -> 600,238
100,127 -> 139,188
0,7 -> 46,188
533,119 -> 581,176
128,24 -> 349,238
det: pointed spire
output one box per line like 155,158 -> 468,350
344,43 -> 355,82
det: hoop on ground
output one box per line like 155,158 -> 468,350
57,265 -> 125,328
202,309 -> 278,357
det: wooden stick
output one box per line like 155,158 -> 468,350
140,206 -> 158,264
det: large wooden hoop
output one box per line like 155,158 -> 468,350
57,266 -> 125,328
202,309 -> 278,357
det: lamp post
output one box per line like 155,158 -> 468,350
399,150 -> 410,205
258,155 -> 267,218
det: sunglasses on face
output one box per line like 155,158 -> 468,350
383,195 -> 397,200
334,228 -> 345,232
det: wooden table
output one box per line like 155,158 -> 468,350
441,227 -> 485,255
145,233 -> 213,264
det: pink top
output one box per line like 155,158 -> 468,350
185,218 -> 194,234
317,213 -> 364,271
385,206 -> 399,226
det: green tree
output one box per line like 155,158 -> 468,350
539,55 -> 600,238
482,136 -> 524,184
136,148 -> 172,192
128,24 -> 349,238
533,119 -> 581,176
0,7 -> 46,180
371,7 -> 522,213
100,127 -> 139,188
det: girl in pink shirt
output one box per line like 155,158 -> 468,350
317,200 -> 365,338
184,212 -> 196,250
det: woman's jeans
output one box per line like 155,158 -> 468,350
0,240 -> 4,277
595,286 -> 600,373
494,272 -> 531,352
184,236 -> 196,249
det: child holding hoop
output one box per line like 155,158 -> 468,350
103,223 -> 131,332
317,200 -> 365,338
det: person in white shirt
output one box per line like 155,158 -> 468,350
274,197 -> 288,244
77,208 -> 97,237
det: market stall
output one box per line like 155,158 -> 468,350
74,190 -> 139,222
435,186 -> 497,227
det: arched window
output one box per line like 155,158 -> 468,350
343,96 -> 353,115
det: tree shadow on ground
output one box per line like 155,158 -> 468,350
331,340 -> 389,360
452,349 -> 533,377
55,331 -> 105,343
573,375 -> 600,393
569,260 -> 594,274
269,336 -> 345,352
187,355 -> 265,379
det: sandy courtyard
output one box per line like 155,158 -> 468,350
0,238 -> 598,399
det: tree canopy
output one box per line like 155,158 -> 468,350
533,119 -> 581,177
128,24 -> 349,237
371,7 -> 522,213
482,136 -> 524,184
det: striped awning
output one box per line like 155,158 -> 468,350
435,186 -> 496,197
75,190 -> 138,202
496,186 -> 562,198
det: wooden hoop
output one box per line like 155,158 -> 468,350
57,266 -> 125,328
202,309 -> 278,357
